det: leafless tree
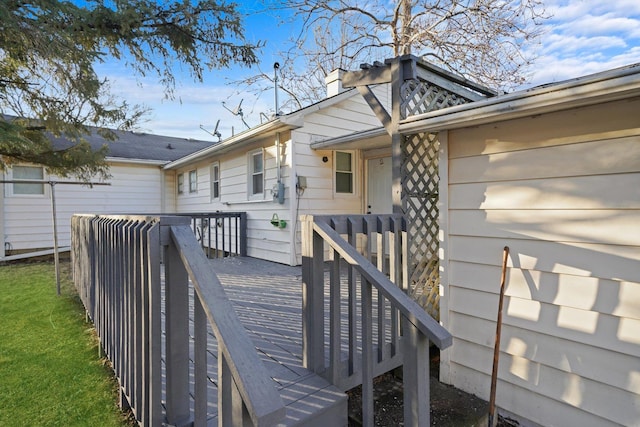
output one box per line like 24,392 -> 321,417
237,0 -> 548,112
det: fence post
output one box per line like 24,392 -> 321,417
164,224 -> 192,427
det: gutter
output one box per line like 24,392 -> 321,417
107,157 -> 168,166
400,63 -> 640,134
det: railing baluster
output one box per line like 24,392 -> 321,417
73,214 -> 283,427
361,276 -> 374,427
329,248 -> 342,384
194,297 -> 208,426
301,214 -> 452,426
347,218 -> 358,376
147,222 -> 163,427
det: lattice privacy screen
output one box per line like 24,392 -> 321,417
399,79 -> 473,320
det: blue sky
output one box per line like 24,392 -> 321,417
95,0 -> 640,141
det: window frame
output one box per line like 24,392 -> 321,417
188,169 -> 197,193
210,162 -> 220,201
9,165 -> 46,196
334,150 -> 355,195
248,149 -> 264,199
177,173 -> 184,194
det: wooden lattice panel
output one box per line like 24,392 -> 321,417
401,80 -> 471,119
401,132 -> 441,319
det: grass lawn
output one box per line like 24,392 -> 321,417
0,260 -> 134,426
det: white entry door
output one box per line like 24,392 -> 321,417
367,156 -> 393,214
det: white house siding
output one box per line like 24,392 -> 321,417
173,132 -> 295,265
3,162 -> 165,252
440,98 -> 640,426
291,88 -> 389,264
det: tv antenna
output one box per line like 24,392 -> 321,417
222,99 -> 250,129
200,119 -> 222,142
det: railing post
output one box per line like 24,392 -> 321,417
301,215 -> 325,373
164,224 -> 192,427
239,212 -> 248,256
403,320 -> 430,426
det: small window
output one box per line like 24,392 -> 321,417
210,162 -> 220,201
189,170 -> 197,193
248,150 -> 264,198
335,151 -> 354,194
13,166 -> 44,195
177,173 -> 184,194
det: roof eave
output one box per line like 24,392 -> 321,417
400,63 -> 640,134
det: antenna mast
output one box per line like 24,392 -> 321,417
274,62 -> 280,116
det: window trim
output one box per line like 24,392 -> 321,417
334,150 -> 355,195
210,162 -> 220,201
248,149 -> 264,199
177,173 -> 184,194
9,165 -> 46,197
188,169 -> 197,193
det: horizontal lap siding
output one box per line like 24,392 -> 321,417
173,134 -> 294,265
4,163 -> 164,251
444,98 -> 640,426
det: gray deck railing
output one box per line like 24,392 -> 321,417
71,214 -> 285,427
166,212 -> 247,258
301,214 -> 452,427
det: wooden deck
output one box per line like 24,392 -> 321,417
161,256 -> 347,426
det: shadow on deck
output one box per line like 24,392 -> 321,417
163,257 -> 347,426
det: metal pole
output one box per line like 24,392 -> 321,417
50,182 -> 61,295
488,246 -> 510,427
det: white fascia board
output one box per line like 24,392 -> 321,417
400,64 -> 640,134
164,89 -> 359,170
106,157 -> 168,166
310,127 -> 388,150
164,119 -> 291,170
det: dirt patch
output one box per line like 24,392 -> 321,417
346,348 -> 519,426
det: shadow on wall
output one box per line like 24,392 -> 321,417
445,120 -> 639,425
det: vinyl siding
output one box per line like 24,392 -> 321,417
3,162 -> 165,251
441,97 -> 640,426
173,133 -> 295,265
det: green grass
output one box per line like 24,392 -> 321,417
0,261 -> 134,426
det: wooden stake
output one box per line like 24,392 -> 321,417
488,246 -> 510,427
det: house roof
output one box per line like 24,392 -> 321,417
313,62 -> 640,150
48,127 -> 214,164
163,88 -> 359,170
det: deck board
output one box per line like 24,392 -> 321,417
161,256 -> 347,426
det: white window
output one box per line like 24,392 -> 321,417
210,162 -> 220,201
12,165 -> 45,195
189,170 -> 197,193
177,173 -> 184,194
335,151 -> 354,194
248,149 -> 264,198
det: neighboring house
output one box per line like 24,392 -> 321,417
163,71 -> 393,266
322,61 -> 640,426
1,129 -> 212,258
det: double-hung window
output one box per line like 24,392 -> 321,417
210,162 -> 220,201
189,170 -> 197,193
12,165 -> 45,195
248,149 -> 264,198
335,151 -> 354,194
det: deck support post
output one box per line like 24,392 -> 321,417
403,320 -> 430,426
